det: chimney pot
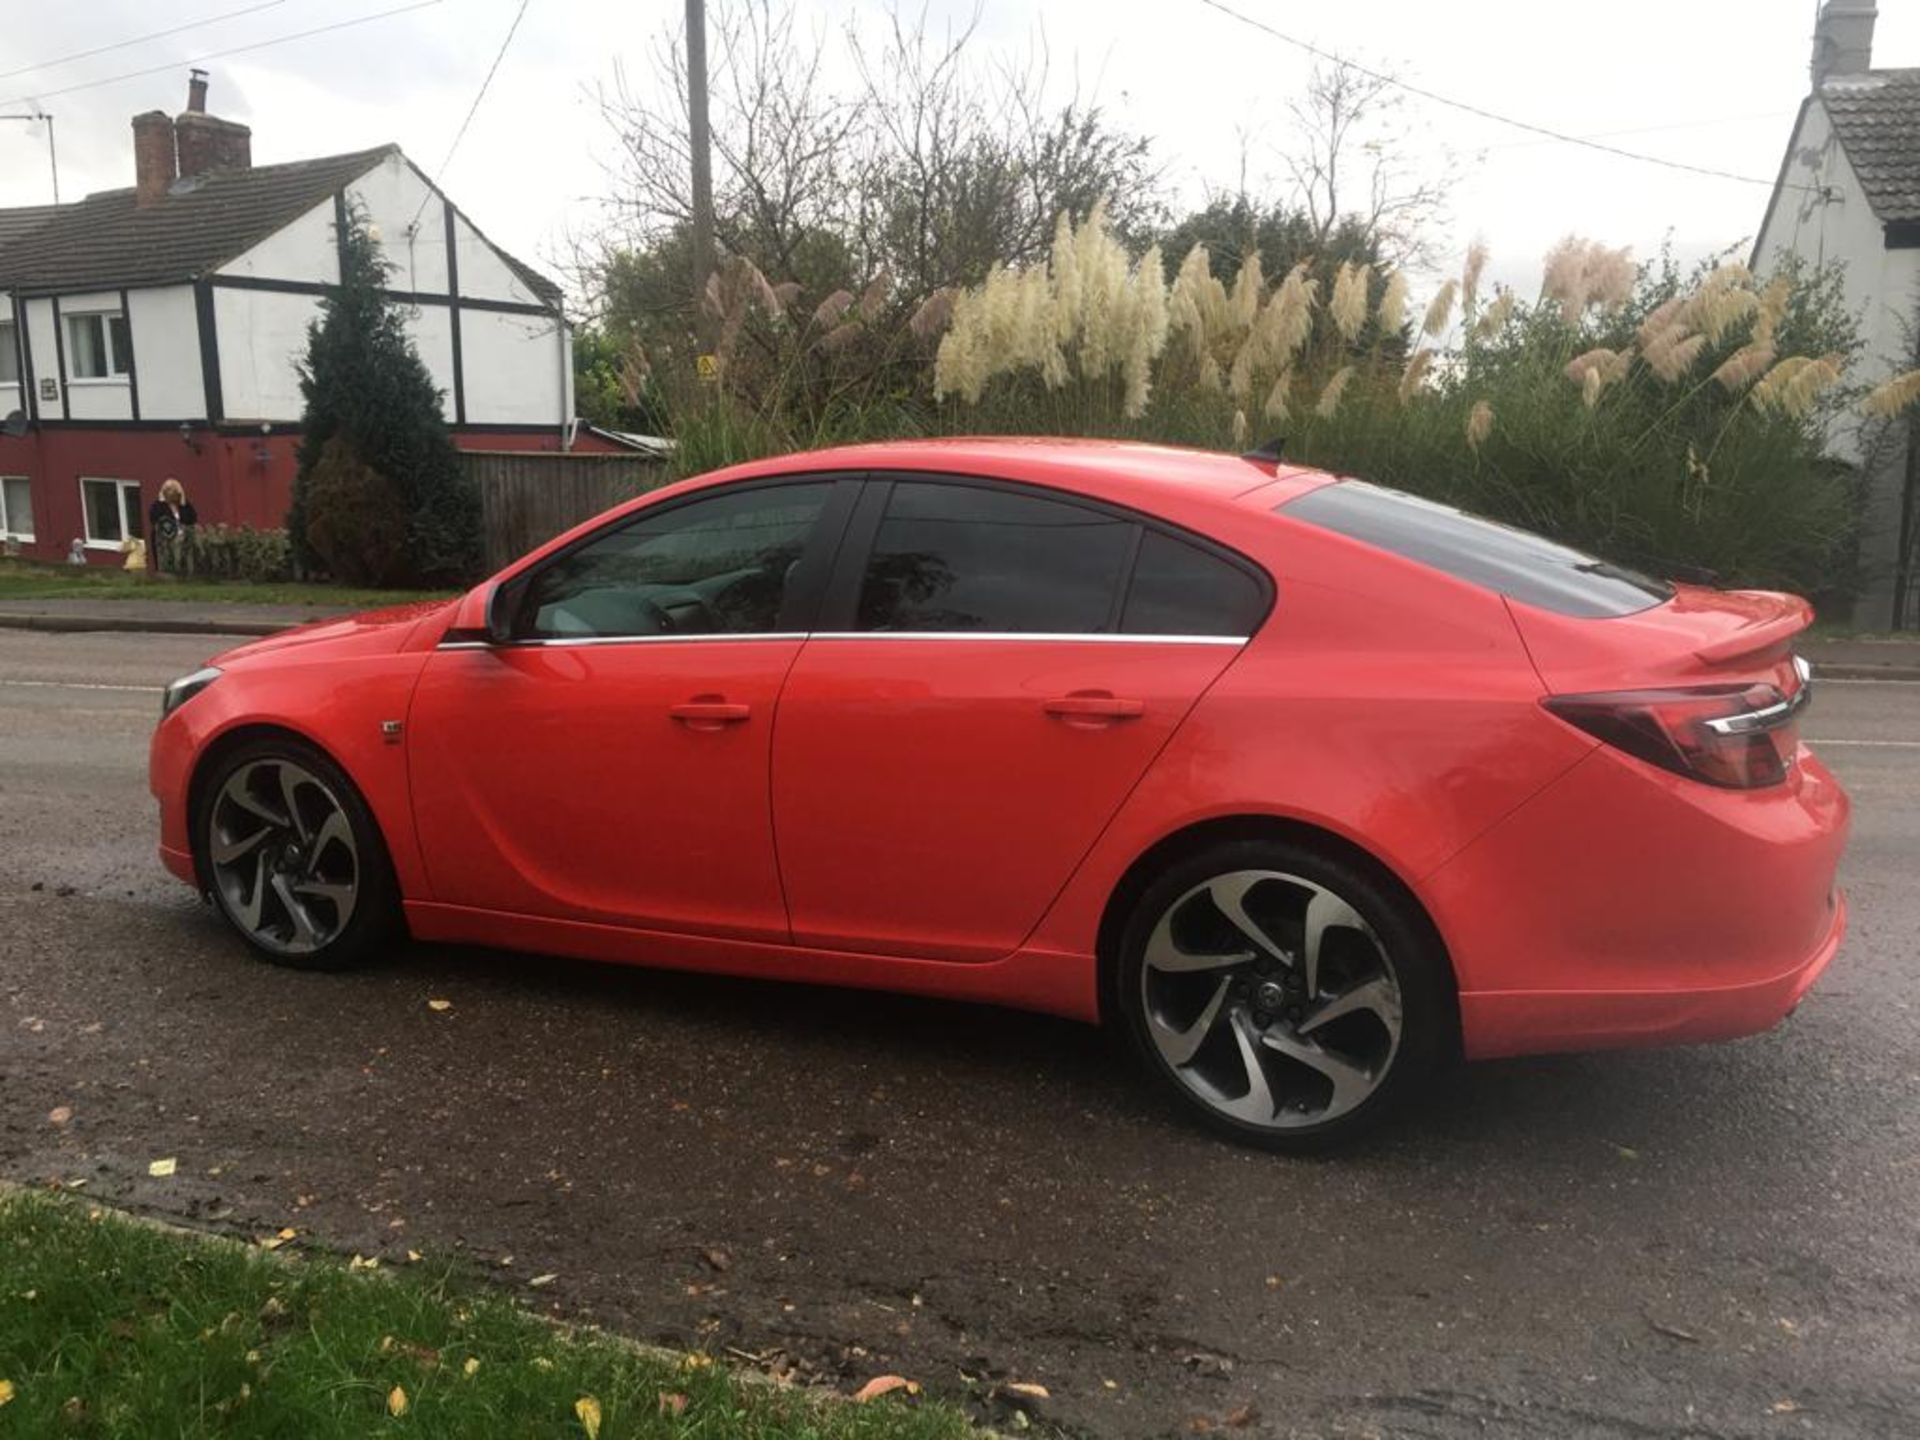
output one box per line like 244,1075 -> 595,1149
1813,0 -> 1877,87
131,110 -> 177,208
174,72 -> 251,179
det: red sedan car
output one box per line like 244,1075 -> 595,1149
150,439 -> 1850,1148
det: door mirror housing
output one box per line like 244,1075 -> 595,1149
484,579 -> 523,645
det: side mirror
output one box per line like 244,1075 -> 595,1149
484,580 -> 520,645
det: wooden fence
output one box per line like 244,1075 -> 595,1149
464,450 -> 669,572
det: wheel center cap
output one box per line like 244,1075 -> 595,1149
1254,980 -> 1287,1011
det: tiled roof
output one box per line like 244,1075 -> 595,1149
0,203 -> 62,264
1823,68 -> 1920,223
0,147 -> 392,294
0,146 -> 561,306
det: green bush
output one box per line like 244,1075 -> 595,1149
289,207 -> 480,586
153,524 -> 294,583
299,436 -> 415,587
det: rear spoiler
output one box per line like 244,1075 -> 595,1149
1690,592 -> 1814,666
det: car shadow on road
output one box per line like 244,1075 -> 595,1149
349,928 -> 1832,1169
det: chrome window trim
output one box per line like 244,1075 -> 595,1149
438,632 -> 810,651
438,630 -> 1248,652
808,631 -> 1248,645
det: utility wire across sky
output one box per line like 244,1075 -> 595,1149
0,0 -> 443,113
1194,0 -> 1828,198
0,0 -> 293,86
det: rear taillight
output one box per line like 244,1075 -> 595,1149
1544,659 -> 1811,789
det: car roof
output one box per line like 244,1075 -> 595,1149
698,437 -> 1334,513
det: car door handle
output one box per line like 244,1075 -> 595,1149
669,698 -> 752,728
1043,692 -> 1145,722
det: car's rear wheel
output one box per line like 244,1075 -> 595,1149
196,737 -> 400,970
1115,838 -> 1451,1150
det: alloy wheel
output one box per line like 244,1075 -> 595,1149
1140,869 -> 1403,1130
206,758 -> 360,956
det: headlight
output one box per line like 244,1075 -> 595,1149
161,666 -> 222,717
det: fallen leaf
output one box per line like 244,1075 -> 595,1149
406,1250 -> 423,1264
658,1392 -> 688,1416
533,1357 -> 554,1372
1223,1403 -> 1260,1428
427,999 -> 453,1012
575,1396 -> 603,1437
853,1375 -> 918,1402
387,1385 -> 408,1417
529,1273 -> 558,1288
1648,1318 -> 1699,1344
47,1107 -> 71,1125
1613,1144 -> 1640,1162
349,1255 -> 380,1272
701,1247 -> 732,1272
258,1228 -> 297,1252
1004,1381 -> 1049,1401
1772,1398 -> 1801,1414
681,1354 -> 712,1372
0,1379 -> 13,1406
148,1158 -> 177,1177
462,1358 -> 480,1378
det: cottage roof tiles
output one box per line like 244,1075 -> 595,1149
1822,67 -> 1920,224
0,145 -> 560,307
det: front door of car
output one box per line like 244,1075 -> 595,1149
409,477 -> 857,941
771,475 -> 1272,963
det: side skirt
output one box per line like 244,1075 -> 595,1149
402,901 -> 1101,1023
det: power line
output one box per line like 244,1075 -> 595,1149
1194,0 -> 1826,197
0,1 -> 443,112
0,0 -> 292,86
409,0 -> 532,229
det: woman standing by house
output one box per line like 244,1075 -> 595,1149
148,478 -> 198,573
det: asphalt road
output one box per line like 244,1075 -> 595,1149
2,629 -> 1916,1439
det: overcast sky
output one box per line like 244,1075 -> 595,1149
2,0 -> 1913,309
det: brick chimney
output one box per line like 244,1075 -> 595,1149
174,72 -> 251,179
1813,0 -> 1877,87
132,111 -> 177,208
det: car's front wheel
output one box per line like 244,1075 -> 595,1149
196,737 -> 401,970
1115,838 -> 1452,1150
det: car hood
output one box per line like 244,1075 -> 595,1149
212,597 -> 460,668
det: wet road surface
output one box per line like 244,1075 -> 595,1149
2,630 -> 1917,1438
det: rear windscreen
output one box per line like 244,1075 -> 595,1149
1280,480 -> 1672,618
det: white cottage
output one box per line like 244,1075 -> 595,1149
1753,1 -> 1920,629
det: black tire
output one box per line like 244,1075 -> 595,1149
193,735 -> 403,972
1113,837 -> 1453,1152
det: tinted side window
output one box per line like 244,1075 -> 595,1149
1122,530 -> 1268,636
856,481 -> 1136,633
1281,480 -> 1672,619
522,483 -> 831,639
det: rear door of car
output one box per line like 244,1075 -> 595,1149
769,472 -> 1271,963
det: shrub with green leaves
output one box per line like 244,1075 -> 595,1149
289,209 -> 480,587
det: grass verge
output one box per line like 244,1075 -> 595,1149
0,1191 -> 974,1439
0,561 -> 452,610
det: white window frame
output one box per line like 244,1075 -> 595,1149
0,319 -> 18,387
79,476 -> 141,550
0,475 -> 32,542
65,310 -> 131,384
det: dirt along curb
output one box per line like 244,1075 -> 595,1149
0,611 -> 293,638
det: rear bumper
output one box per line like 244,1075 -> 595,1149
1460,888 -> 1846,1059
1427,741 -> 1851,1061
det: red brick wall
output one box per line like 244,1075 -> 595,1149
0,426 -> 631,566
